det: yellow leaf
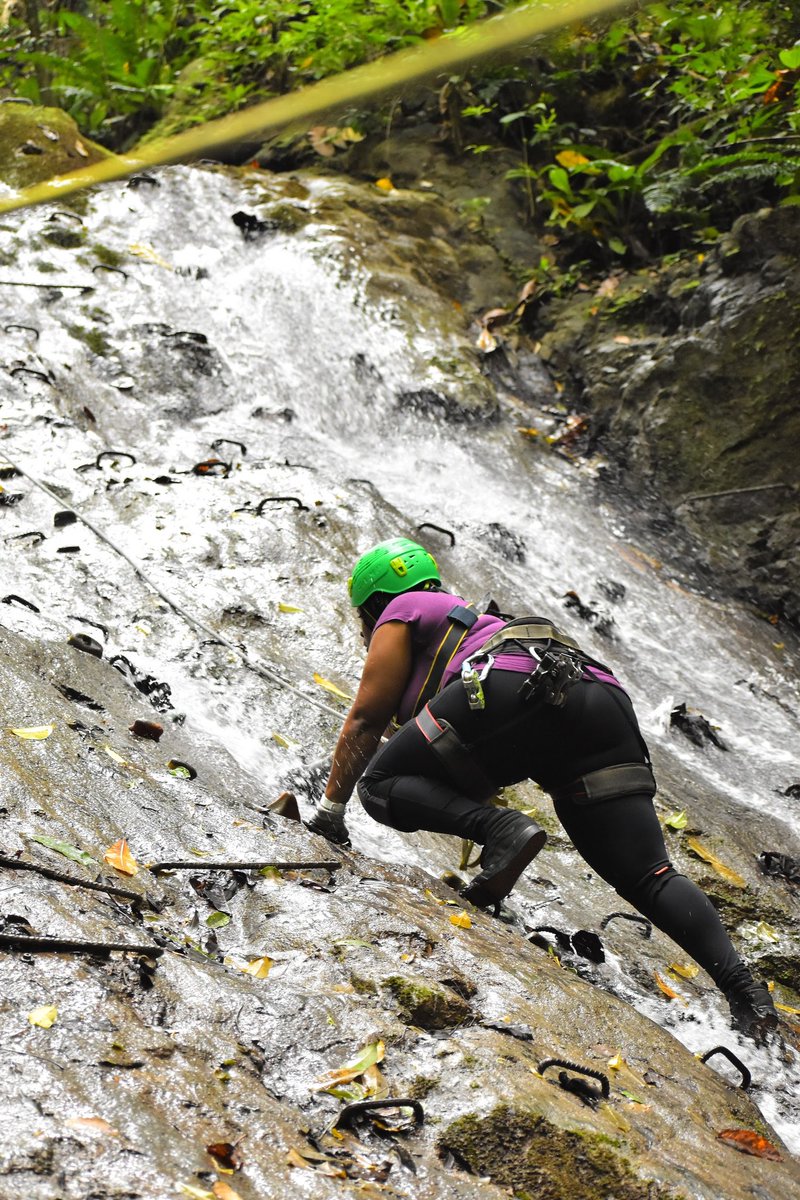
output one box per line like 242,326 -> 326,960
450,910 -> 472,929
103,837 -> 139,876
606,1053 -> 625,1071
668,962 -> 699,980
654,971 -> 687,1005
212,1184 -> 243,1200
278,602 -> 303,613
375,177 -> 394,191
600,1101 -> 630,1131
287,1148 -> 316,1170
517,426 -> 541,439
28,1004 -> 58,1028
103,745 -> 128,765
243,956 -> 273,979
755,921 -> 779,943
685,837 -> 747,888
556,149 -> 590,168
776,1001 -> 800,1015
313,1040 -> 385,1092
9,724 -> 53,740
179,1187 -> 214,1199
271,731 -> 299,748
312,673 -> 352,702
65,1116 -> 119,1136
128,242 -> 171,269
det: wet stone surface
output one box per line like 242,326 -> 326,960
0,164 -> 799,1197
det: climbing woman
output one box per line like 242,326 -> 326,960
307,537 -> 778,1038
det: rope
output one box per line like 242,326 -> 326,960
0,0 -> 627,214
0,448 -> 344,721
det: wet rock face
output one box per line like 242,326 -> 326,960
538,206 -> 800,626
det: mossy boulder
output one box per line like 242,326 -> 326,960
0,104 -> 111,190
385,974 -> 473,1030
535,206 -> 800,626
439,1104 -> 672,1200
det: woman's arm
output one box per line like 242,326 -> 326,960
324,620 -> 412,805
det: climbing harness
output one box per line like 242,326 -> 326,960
410,598 -> 488,719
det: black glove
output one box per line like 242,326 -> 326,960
305,797 -> 351,846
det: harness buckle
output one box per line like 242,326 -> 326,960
461,654 -> 494,711
520,646 -> 584,707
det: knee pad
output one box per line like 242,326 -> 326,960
357,776 -> 420,832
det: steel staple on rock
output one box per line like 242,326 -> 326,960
699,1046 -> 752,1090
538,1058 -> 610,1099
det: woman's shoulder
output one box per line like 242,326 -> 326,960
378,589 -> 463,627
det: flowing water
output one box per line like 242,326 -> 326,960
2,165 -> 799,1152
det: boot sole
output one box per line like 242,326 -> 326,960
462,826 -> 547,907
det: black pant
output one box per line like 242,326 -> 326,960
358,671 -> 742,989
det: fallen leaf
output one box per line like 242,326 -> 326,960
129,242 -> 171,269
30,834 -> 96,867
776,1001 -> 800,1015
613,334 -> 633,344
103,744 -> 129,765
103,838 -> 139,876
28,1004 -> 58,1028
8,724 -> 53,739
517,426 -> 541,439
313,1040 -> 385,1093
685,837 -> 747,888
179,1187 -> 214,1200
654,971 -> 687,1005
312,673 -> 352,702
476,326 -> 498,353
212,1183 -> 243,1200
607,1053 -> 625,1071
600,1101 -> 630,1131
375,177 -> 394,191
309,125 -> 337,157
271,732 -> 299,749
717,1129 -> 782,1160
556,148 -> 590,168
664,810 -> 688,830
206,1140 -> 243,1171
169,764 -> 193,779
65,1115 -> 118,1136
668,962 -> 699,980
619,1089 -> 645,1104
242,956 -> 272,979
450,910 -> 472,929
278,602 -> 303,613
755,920 -> 780,943
287,1147 -> 316,1170
206,911 -> 231,929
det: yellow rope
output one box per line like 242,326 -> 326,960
0,0 -> 626,214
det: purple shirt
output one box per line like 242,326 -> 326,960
375,590 -> 622,725
375,591 -> 540,725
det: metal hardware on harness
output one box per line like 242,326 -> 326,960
520,646 -> 583,708
461,653 -> 494,711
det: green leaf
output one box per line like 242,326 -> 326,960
30,834 -> 96,867
168,765 -> 192,779
206,911 -> 231,929
608,237 -> 627,255
779,47 -> 800,69
547,166 -> 572,195
665,810 -> 688,830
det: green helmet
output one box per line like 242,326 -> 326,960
348,537 -> 440,608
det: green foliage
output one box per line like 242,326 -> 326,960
0,0 -> 493,145
459,1 -> 800,263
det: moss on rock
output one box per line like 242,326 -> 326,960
0,105 -> 111,191
385,974 -> 473,1030
439,1104 -> 675,1200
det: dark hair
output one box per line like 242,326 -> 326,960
358,580 -> 442,628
